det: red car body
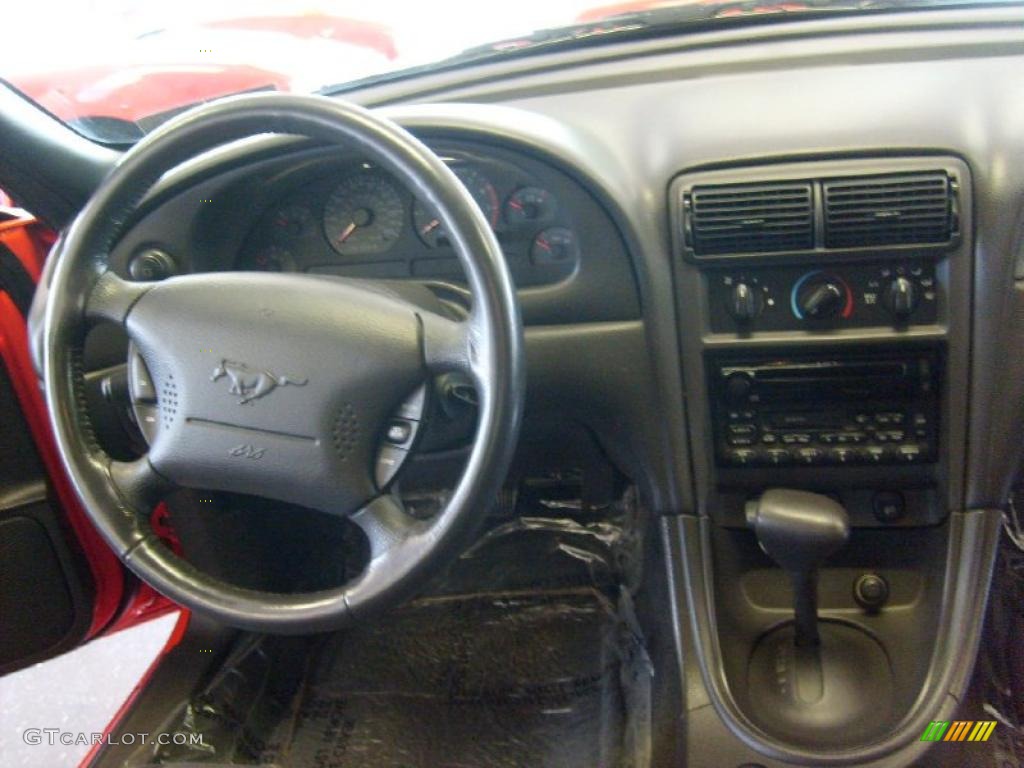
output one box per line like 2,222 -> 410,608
8,14 -> 396,128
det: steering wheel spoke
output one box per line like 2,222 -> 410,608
421,309 -> 478,378
85,270 -> 153,325
349,493 -> 425,559
108,456 -> 174,514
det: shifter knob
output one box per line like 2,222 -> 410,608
746,489 -> 849,572
747,489 -> 849,646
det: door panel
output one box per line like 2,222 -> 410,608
0,212 -> 128,674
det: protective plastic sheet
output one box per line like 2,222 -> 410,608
131,490 -> 652,768
932,520 -> 1024,768
974,520 -> 1024,767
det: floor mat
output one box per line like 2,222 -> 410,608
144,589 -> 644,768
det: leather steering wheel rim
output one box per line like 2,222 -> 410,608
42,93 -> 524,634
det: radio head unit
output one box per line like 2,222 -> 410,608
709,350 -> 940,468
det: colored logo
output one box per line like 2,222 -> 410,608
920,720 -> 997,742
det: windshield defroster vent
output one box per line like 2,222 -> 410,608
686,182 -> 814,257
823,172 -> 957,248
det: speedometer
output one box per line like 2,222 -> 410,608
413,165 -> 499,248
323,168 -> 404,257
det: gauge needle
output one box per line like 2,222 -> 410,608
337,221 -> 358,243
420,219 -> 440,236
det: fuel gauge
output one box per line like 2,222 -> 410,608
506,187 -> 556,226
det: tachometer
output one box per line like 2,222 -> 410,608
323,168 -> 404,257
413,165 -> 499,247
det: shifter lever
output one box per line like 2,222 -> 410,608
746,489 -> 849,647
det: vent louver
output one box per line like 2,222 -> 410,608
823,172 -> 955,248
687,182 -> 814,256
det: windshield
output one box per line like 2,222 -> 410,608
3,0 -> 1007,143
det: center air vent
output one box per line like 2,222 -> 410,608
823,172 -> 956,248
687,182 -> 814,256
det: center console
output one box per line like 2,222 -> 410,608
669,155 -> 976,762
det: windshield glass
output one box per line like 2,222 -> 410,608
2,0 -> 1005,143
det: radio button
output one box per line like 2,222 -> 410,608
728,423 -> 757,435
797,448 -> 822,464
725,448 -> 758,466
765,448 -> 794,465
875,412 -> 906,425
725,372 -> 754,403
728,435 -> 756,447
860,446 -> 892,463
896,444 -> 923,463
829,447 -> 858,465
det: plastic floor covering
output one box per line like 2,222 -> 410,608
130,497 -> 652,768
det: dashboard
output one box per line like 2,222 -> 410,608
12,7 -> 1024,767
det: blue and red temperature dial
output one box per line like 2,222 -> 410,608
791,270 -> 854,321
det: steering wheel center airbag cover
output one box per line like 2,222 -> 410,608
128,272 -> 423,514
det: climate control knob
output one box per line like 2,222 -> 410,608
728,282 -> 763,322
794,274 -> 849,321
883,277 -> 918,320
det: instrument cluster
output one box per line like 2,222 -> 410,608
236,150 -> 580,287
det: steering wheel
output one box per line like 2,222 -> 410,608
41,94 -> 524,634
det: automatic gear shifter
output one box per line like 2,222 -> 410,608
742,488 -> 894,748
746,488 -> 849,646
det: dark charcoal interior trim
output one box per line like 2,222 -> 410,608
664,508 -> 1003,767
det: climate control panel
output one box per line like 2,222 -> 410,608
708,260 -> 938,332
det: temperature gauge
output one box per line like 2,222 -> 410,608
530,227 -> 578,265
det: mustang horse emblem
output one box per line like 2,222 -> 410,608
210,359 -> 308,404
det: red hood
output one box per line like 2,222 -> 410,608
13,63 -> 289,125
7,14 -> 395,129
